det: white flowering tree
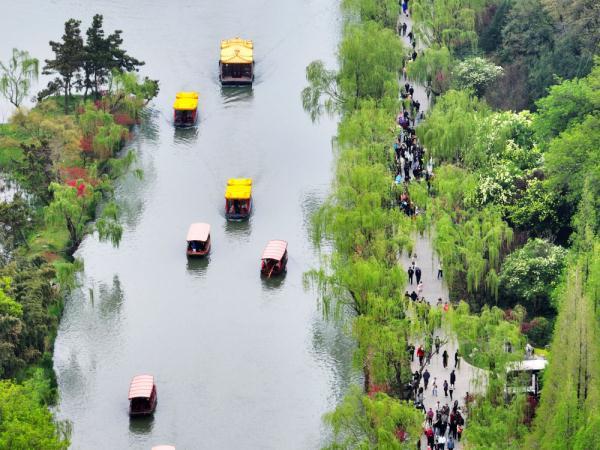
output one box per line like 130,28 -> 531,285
453,56 -> 504,97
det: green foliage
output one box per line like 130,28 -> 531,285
0,48 -> 39,107
0,373 -> 69,449
478,0 -> 511,53
498,239 -> 567,315
406,45 -> 453,96
45,181 -> 122,253
343,0 -> 399,29
533,60 -> 600,143
453,56 -> 503,97
411,0 -> 484,49
500,0 -> 554,63
323,386 -> 423,449
301,61 -> 342,121
0,277 -> 23,318
465,392 -> 528,449
450,302 -> 523,371
302,21 -> 405,119
0,258 -> 61,377
544,114 -> 600,207
417,89 -> 488,163
82,14 -> 144,100
42,19 -> 85,113
526,243 -> 600,449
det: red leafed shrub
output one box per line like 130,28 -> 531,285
113,113 -> 139,126
66,180 -> 87,196
395,427 -> 408,442
61,166 -> 88,182
80,136 -> 93,153
368,383 -> 389,397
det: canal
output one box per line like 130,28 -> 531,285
1,1 -> 355,448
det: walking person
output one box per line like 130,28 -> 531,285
432,377 -> 438,396
443,379 -> 448,397
449,385 -> 454,401
408,266 -> 414,284
447,436 -> 455,450
427,408 -> 434,426
454,350 -> 460,369
423,369 -> 430,390
417,280 -> 424,296
417,345 -> 425,366
402,22 -> 407,36
450,369 -> 456,388
437,261 -> 443,279
434,335 -> 441,354
442,350 -> 449,368
415,266 -> 422,284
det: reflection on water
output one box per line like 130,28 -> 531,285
224,217 -> 252,239
98,275 -> 125,322
261,273 -> 286,291
186,256 -> 210,278
221,86 -> 254,105
311,318 -> 360,403
173,125 -> 199,146
129,414 -> 155,436
138,107 -> 161,143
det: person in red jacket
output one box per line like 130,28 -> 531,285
417,346 -> 425,366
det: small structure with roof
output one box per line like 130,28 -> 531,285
261,240 -> 288,277
186,223 -> 211,256
173,92 -> 199,127
219,38 -> 254,85
128,374 -> 157,416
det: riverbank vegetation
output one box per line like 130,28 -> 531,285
0,14 -> 157,447
306,0 -> 599,446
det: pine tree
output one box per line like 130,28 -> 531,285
43,19 -> 85,113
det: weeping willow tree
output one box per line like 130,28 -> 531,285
342,0 -> 399,29
324,386 -> 423,449
410,0 -> 483,49
417,89 -> 489,163
302,21 -> 406,119
406,45 -> 454,97
447,302 -> 528,449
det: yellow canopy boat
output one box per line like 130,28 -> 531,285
173,92 -> 199,126
225,178 -> 253,220
219,38 -> 254,85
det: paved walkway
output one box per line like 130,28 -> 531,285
395,14 -> 485,448
402,235 -> 486,449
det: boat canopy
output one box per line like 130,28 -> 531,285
128,374 -> 154,400
262,240 -> 288,261
173,92 -> 199,111
187,223 -> 210,242
225,178 -> 252,200
220,38 -> 254,64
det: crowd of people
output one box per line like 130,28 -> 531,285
394,6 -> 467,449
392,82 -> 433,216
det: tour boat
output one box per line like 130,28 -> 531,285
173,92 -> 199,127
225,178 -> 252,221
128,374 -> 157,416
186,223 -> 211,257
219,38 -> 254,85
261,240 -> 288,277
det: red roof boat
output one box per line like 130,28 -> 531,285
186,223 -> 211,256
261,240 -> 288,277
128,374 -> 157,416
